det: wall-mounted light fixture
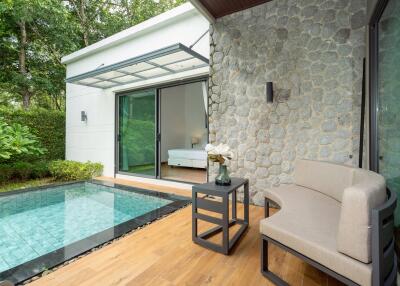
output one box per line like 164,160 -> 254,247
81,111 -> 87,122
266,82 -> 273,103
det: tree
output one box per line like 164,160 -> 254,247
0,0 -> 81,109
0,0 -> 187,110
0,118 -> 47,160
65,0 -> 186,47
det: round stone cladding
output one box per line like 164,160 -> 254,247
208,0 -> 366,205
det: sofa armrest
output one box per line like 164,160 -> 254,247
337,181 -> 386,263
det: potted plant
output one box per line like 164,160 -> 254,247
206,143 -> 233,186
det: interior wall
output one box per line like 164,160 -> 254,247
184,82 -> 208,149
160,81 -> 207,162
161,86 -> 186,162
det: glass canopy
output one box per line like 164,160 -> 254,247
66,44 -> 209,89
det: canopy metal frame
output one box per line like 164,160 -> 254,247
66,43 -> 209,89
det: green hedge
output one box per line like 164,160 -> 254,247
0,161 -> 50,183
49,160 -> 103,181
0,107 -> 65,162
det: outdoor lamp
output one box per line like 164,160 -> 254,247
266,82 -> 273,103
81,111 -> 87,122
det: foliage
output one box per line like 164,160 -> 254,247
0,0 -> 186,110
0,118 -> 46,160
0,107 -> 65,161
0,161 -> 50,183
49,160 -> 103,181
119,93 -> 156,169
0,0 -> 81,109
206,143 -> 233,165
64,0 -> 186,46
122,119 -> 155,166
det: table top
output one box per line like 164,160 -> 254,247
192,177 -> 248,193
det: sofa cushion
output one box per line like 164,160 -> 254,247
337,169 -> 386,263
294,159 -> 354,202
260,185 -> 372,286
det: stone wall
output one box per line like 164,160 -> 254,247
208,0 -> 367,205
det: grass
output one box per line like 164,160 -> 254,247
0,177 -> 57,193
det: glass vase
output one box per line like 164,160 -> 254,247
215,164 -> 231,186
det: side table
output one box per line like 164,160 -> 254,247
192,177 -> 249,255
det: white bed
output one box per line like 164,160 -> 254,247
168,149 -> 207,169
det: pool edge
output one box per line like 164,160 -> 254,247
0,180 -> 191,285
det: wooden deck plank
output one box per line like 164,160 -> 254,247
28,179 -> 343,286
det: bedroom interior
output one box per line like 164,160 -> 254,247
160,81 -> 208,184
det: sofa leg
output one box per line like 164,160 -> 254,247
261,237 -> 288,286
265,198 -> 269,218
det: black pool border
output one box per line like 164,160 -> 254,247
0,179 -> 191,285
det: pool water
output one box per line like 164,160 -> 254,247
0,182 -> 173,274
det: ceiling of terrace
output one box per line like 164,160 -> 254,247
193,0 -> 271,19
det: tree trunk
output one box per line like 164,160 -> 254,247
18,20 -> 31,109
80,0 -> 89,46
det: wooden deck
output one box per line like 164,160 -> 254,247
29,178 -> 343,286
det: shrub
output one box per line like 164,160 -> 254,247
12,162 -> 33,180
0,164 -> 13,182
0,107 -> 65,162
0,119 -> 47,160
31,161 -> 51,179
49,160 -> 103,181
0,161 -> 50,183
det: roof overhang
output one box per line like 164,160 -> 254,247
189,0 -> 270,20
61,3 -> 199,64
66,43 -> 209,89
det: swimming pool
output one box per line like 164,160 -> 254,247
0,180 -> 190,284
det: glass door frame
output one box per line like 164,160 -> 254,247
115,87 -> 159,178
368,0 -> 391,172
114,76 -> 209,183
368,0 -> 400,271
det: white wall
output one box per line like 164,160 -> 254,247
65,84 -> 115,176
64,3 -> 209,177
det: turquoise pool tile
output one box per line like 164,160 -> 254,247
0,258 -> 9,272
0,182 -> 172,273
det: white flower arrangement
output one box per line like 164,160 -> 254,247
205,143 -> 234,165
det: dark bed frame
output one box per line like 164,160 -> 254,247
261,189 -> 397,286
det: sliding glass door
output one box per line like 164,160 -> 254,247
118,89 -> 156,177
370,0 -> 400,262
159,81 -> 208,184
377,0 -> 400,224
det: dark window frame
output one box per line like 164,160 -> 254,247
114,76 -> 209,184
368,0 -> 391,172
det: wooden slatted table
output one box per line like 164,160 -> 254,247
192,177 -> 249,255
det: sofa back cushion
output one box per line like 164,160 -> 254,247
294,159 -> 354,202
337,169 -> 386,263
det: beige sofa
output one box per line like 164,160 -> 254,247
260,159 -> 397,286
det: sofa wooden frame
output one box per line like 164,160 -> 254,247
261,189 -> 397,286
